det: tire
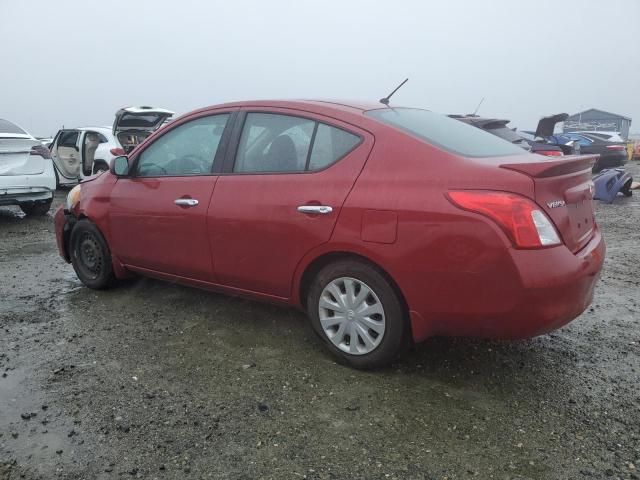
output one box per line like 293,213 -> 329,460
69,219 -> 115,289
306,259 -> 408,369
20,198 -> 52,216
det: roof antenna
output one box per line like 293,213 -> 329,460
472,97 -> 485,116
380,78 -> 408,106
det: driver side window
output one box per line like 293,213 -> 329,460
136,114 -> 229,177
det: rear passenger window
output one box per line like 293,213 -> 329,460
234,114 -> 314,173
309,124 -> 360,170
233,113 -> 361,173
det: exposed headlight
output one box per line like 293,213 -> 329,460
66,184 -> 81,210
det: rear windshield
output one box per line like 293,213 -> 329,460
365,108 -> 525,157
488,126 -> 523,143
0,118 -> 27,135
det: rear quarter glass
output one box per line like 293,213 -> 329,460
365,108 -> 526,158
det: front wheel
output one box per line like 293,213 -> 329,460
307,260 -> 408,369
69,219 -> 115,289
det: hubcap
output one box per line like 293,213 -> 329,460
318,277 -> 386,355
77,232 -> 103,278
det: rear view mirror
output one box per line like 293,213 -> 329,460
111,156 -> 130,176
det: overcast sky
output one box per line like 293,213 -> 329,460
2,0 -> 639,136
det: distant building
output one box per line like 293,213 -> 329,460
563,108 -> 632,140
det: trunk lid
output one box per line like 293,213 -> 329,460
0,135 -> 43,175
113,106 -> 174,136
535,113 -> 569,138
501,154 -> 598,252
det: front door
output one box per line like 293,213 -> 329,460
108,112 -> 232,281
208,110 -> 372,298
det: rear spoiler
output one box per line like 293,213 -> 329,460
500,155 -> 598,178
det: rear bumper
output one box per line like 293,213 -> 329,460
408,228 -> 605,342
0,167 -> 56,206
54,206 -> 76,262
0,187 -> 53,206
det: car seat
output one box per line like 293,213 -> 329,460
265,135 -> 298,172
83,133 -> 101,176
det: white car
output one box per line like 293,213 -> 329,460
0,118 -> 56,215
50,106 -> 173,187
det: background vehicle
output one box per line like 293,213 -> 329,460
574,131 -> 625,143
50,127 -> 115,186
0,118 -> 56,215
546,132 -> 627,172
54,100 -> 604,369
450,115 -> 565,156
50,106 -> 173,187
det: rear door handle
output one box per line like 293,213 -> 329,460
297,205 -> 333,215
174,198 -> 199,207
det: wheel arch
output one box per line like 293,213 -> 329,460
297,251 -> 410,322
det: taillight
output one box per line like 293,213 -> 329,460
110,147 -> 126,156
605,145 -> 625,151
30,144 -> 51,159
447,191 -> 562,249
535,150 -> 563,157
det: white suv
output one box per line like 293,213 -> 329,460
50,106 -> 174,187
0,118 -> 56,216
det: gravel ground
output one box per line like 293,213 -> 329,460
1,163 -> 639,480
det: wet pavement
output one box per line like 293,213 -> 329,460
1,163 -> 640,479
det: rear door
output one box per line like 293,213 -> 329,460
208,108 -> 372,298
108,111 -> 233,281
52,129 -> 81,178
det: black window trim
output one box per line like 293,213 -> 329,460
221,110 -> 364,176
127,110 -> 238,179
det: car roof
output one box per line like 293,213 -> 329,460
67,126 -> 113,133
173,99 -> 402,131
186,99 -> 392,117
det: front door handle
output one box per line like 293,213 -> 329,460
174,198 -> 199,207
297,205 -> 333,215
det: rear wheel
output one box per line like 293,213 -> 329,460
306,259 -> 407,369
20,198 -> 52,216
69,219 -> 115,289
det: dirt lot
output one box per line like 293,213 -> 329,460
1,163 -> 639,480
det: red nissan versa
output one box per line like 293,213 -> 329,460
54,100 -> 605,369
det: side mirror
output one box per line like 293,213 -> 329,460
110,156 -> 130,176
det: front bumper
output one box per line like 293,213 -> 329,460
54,206 -> 77,262
408,228 -> 605,342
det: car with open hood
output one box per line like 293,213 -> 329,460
53,100 -> 605,369
50,106 -> 173,187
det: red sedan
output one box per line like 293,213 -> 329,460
54,100 -> 605,369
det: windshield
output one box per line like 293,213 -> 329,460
365,108 -> 525,157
